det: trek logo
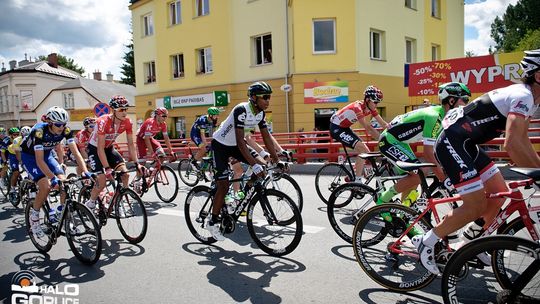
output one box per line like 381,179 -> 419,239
339,132 -> 355,143
514,100 -> 530,113
470,115 -> 498,127
397,125 -> 422,140
443,138 -> 468,169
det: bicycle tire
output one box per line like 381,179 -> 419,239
178,158 -> 200,187
0,174 -> 10,197
268,173 -> 304,212
24,199 -> 53,253
114,188 -> 148,244
246,189 -> 303,256
441,235 -> 540,304
154,164 -> 179,203
64,202 -> 102,265
327,182 -> 377,244
184,185 -> 218,244
315,163 -> 353,205
352,203 -> 435,291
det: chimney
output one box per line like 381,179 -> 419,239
18,53 -> 29,67
106,71 -> 113,82
93,70 -> 102,81
47,53 -> 58,68
9,60 -> 17,70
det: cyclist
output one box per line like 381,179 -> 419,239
0,127 -> 9,187
6,127 -> 22,200
136,107 -> 176,161
189,106 -> 220,168
23,106 -> 90,238
412,49 -> 540,275
329,85 -> 388,182
207,81 -> 280,241
72,117 -> 95,176
376,82 -> 471,209
85,95 -> 143,211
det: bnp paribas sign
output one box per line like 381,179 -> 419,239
162,91 -> 228,109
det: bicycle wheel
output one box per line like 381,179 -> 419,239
64,202 -> 102,265
184,185 -> 217,244
268,173 -> 304,212
154,164 -> 179,203
77,185 -> 92,205
178,158 -> 200,187
327,182 -> 377,244
315,163 -> 353,205
441,235 -> 540,304
114,188 -> 148,244
0,173 -> 9,197
246,189 -> 303,256
352,204 -> 435,291
24,200 -> 53,253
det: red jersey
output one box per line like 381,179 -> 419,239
75,130 -> 91,149
330,101 -> 370,128
89,114 -> 133,148
136,117 -> 167,139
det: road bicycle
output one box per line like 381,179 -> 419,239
132,153 -> 179,203
352,162 -> 540,292
184,168 -> 303,256
78,170 -> 148,244
24,175 -> 102,265
177,143 -> 214,187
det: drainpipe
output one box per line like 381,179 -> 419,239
284,0 -> 290,132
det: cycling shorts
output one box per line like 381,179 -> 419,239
22,152 -> 64,182
87,144 -> 125,173
329,123 -> 361,149
211,139 -> 257,181
8,153 -> 20,172
136,137 -> 163,159
378,132 -> 418,174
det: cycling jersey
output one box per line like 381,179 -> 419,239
190,115 -> 216,136
88,114 -> 133,148
20,122 -> 75,155
137,117 -> 167,139
75,129 -> 91,150
330,101 -> 372,128
1,136 -> 12,153
385,105 -> 444,146
7,136 -> 22,155
213,101 -> 268,146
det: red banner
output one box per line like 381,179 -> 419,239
407,52 -> 524,97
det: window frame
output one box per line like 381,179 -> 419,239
405,37 -> 416,64
431,44 -> 440,61
431,0 -> 441,18
196,47 -> 213,74
195,0 -> 209,17
171,53 -> 185,79
405,0 -> 416,10
144,61 -> 157,84
62,92 -> 75,109
169,0 -> 182,26
370,29 -> 385,60
312,19 -> 336,54
143,13 -> 154,36
253,33 -> 273,65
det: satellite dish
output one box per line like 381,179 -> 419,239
280,84 -> 292,92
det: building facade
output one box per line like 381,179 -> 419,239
130,0 -> 463,136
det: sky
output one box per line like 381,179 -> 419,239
0,0 -> 519,80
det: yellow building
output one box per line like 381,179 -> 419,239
129,0 -> 463,136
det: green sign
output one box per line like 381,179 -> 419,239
214,91 -> 228,106
163,96 -> 172,109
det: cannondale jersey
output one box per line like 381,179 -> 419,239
21,122 -> 75,155
385,105 -> 445,145
213,101 -> 268,146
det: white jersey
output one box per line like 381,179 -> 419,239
489,83 -> 538,118
213,101 -> 268,146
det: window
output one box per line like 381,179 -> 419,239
143,14 -> 154,36
63,92 -> 74,109
253,34 -> 272,65
144,61 -> 156,84
171,54 -> 185,78
431,44 -> 440,61
405,38 -> 416,63
431,0 -> 440,18
197,47 -> 213,74
405,0 -> 416,9
169,1 -> 182,25
195,0 -> 209,17
0,86 -> 6,113
370,29 -> 385,60
313,19 -> 336,53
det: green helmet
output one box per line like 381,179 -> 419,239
0,127 -> 5,134
207,107 -> 220,115
8,127 -> 20,135
438,82 -> 471,107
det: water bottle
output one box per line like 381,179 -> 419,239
338,155 -> 344,164
49,205 -> 63,223
201,159 -> 209,170
402,190 -> 419,207
225,195 -> 236,214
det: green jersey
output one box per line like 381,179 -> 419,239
384,105 -> 444,146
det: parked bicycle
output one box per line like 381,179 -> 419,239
24,175 -> 102,265
132,153 -> 179,203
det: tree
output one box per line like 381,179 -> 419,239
37,54 -> 85,74
120,39 -> 135,86
490,0 -> 540,52
516,29 -> 540,51
465,50 -> 476,57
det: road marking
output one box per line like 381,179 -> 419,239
155,209 -> 325,233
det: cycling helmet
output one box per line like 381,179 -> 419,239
45,106 -> 69,123
20,126 -> 31,137
0,127 -> 5,135
8,127 -> 19,135
520,49 -> 540,78
247,81 -> 273,97
207,107 -> 220,115
154,107 -> 168,117
83,117 -> 96,127
438,82 -> 471,106
109,95 -> 130,109
364,85 -> 383,103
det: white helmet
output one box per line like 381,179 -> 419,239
520,49 -> 540,78
45,106 -> 69,124
20,126 -> 31,137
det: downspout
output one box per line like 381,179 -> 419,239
284,0 -> 290,132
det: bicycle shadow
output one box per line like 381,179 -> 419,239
2,213 -> 28,244
329,244 -> 356,262
358,287 -> 441,304
141,199 -> 179,217
182,242 -> 306,304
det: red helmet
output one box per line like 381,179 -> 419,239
364,85 -> 383,103
109,95 -> 130,109
154,107 -> 168,117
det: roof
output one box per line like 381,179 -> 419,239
0,60 -> 79,79
48,77 -> 136,104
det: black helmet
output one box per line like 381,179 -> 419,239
520,49 -> 540,78
438,82 -> 471,106
247,81 -> 273,97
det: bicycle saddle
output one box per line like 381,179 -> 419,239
509,168 -> 540,181
396,161 -> 436,171
358,152 -> 383,159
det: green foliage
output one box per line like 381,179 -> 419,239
465,50 -> 476,57
516,29 -> 540,51
490,0 -> 540,52
37,54 -> 85,74
120,40 -> 135,86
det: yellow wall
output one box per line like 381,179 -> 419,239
446,0 -> 465,59
132,0 -> 158,95
423,0 -> 447,61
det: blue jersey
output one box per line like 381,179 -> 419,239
190,115 -> 216,137
21,122 -> 75,156
0,136 -> 10,153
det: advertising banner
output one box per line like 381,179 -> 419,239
304,81 -> 348,104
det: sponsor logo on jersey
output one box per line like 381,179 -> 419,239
387,146 -> 410,162
514,100 -> 530,113
470,115 -> 498,127
397,125 -> 422,140
34,129 -> 43,139
237,112 -> 247,122
461,122 -> 472,132
339,132 -> 354,143
443,138 -> 468,169
431,121 -> 441,137
459,169 -> 477,182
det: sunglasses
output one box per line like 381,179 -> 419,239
53,123 -> 66,128
461,96 -> 470,102
88,124 -> 95,128
161,115 -> 168,118
257,94 -> 271,101
117,108 -> 128,112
